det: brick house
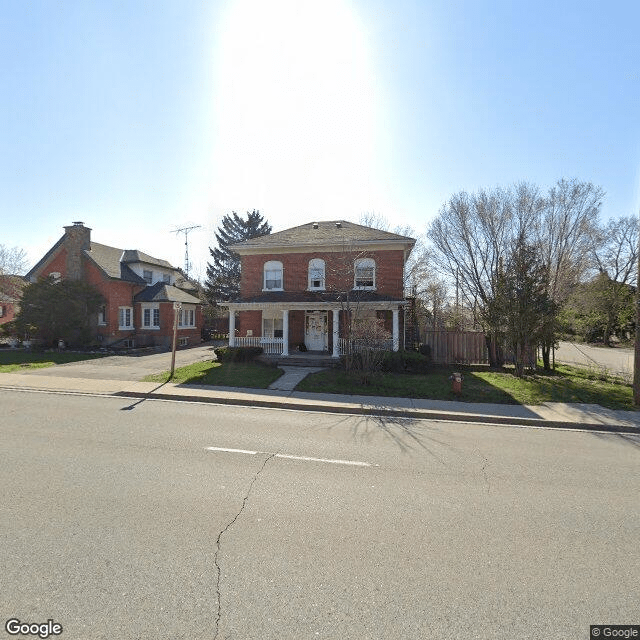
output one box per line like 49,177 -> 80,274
25,222 -> 202,348
222,220 -> 416,357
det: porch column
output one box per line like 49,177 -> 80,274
228,310 -> 235,347
282,309 -> 289,357
392,308 -> 399,351
332,308 -> 340,358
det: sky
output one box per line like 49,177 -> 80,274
1,0 -> 639,280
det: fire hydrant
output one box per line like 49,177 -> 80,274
450,372 -> 463,395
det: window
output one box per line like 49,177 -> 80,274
308,258 -> 325,290
263,261 -> 283,290
143,270 -> 153,284
142,305 -> 160,328
98,305 -> 107,325
163,273 -> 171,284
354,258 -> 376,289
49,272 -> 61,282
118,307 -> 133,329
178,306 -> 195,327
179,337 -> 189,347
262,316 -> 283,339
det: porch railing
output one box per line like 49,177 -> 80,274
232,336 -> 284,355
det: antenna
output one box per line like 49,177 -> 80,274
171,225 -> 202,277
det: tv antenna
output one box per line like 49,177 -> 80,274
171,225 -> 202,277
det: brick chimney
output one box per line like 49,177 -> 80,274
63,222 -> 91,280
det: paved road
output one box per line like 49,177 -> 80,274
1,390 -> 638,639
555,341 -> 634,379
17,344 -> 218,380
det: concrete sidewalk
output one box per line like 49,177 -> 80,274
1,371 -> 639,434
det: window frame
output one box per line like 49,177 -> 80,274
308,258 -> 326,291
118,306 -> 134,330
262,312 -> 284,340
143,269 -> 153,284
263,261 -> 284,291
178,305 -> 196,328
141,304 -> 160,329
354,258 -> 376,290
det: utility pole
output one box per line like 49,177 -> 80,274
634,216 -> 640,404
171,225 -> 202,277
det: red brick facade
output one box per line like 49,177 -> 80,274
240,249 -> 405,298
26,224 -> 202,349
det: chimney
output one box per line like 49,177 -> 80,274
63,222 -> 91,280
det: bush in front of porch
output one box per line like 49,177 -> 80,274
213,346 -> 263,362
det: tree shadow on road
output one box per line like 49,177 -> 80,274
320,403 -> 459,462
590,430 -> 640,451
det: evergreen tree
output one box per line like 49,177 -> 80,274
205,210 -> 271,302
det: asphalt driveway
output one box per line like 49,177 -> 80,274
17,344 -> 218,381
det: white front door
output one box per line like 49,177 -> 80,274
305,311 -> 328,351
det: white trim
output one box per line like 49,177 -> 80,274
118,306 -> 134,330
354,257 -> 376,290
141,304 -> 160,329
307,258 -> 325,291
263,260 -> 283,291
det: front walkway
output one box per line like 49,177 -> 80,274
267,366 -> 327,391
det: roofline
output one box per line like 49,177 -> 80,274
25,235 -> 66,280
231,238 -> 416,256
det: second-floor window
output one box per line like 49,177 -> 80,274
308,258 -> 325,290
143,269 -> 153,284
263,261 -> 283,290
354,258 -> 375,289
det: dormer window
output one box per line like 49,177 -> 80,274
163,273 -> 171,284
143,270 -> 153,284
263,261 -> 283,291
354,258 -> 375,289
308,258 -> 325,290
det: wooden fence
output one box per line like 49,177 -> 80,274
420,331 -> 488,365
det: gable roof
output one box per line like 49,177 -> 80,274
84,243 -> 147,283
133,282 -> 201,304
230,220 -> 416,254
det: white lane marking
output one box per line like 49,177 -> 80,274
205,446 -> 373,467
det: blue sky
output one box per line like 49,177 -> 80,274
2,0 -> 639,279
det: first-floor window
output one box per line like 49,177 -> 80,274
119,307 -> 133,329
178,306 -> 195,327
142,306 -> 160,328
263,316 -> 283,339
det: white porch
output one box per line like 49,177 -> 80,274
226,302 -> 403,358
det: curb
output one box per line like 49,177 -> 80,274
112,390 -> 640,435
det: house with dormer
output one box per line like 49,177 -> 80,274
25,222 -> 202,348
222,221 -> 415,357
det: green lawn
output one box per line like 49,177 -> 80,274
0,350 -> 108,372
295,363 -> 636,410
144,361 -> 284,388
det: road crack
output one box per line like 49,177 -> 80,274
213,452 -> 277,640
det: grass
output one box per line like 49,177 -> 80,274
295,362 -> 636,410
144,360 -> 284,388
0,349 -> 108,372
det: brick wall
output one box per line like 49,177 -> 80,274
240,249 -> 405,298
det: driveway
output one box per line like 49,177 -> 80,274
17,344 -> 218,381
554,341 -> 634,379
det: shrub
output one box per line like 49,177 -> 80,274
418,343 -> 432,360
213,346 -> 263,362
379,350 -> 430,374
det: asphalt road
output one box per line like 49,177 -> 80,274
555,341 -> 634,379
1,390 -> 638,639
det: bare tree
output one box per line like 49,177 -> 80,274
535,179 -> 603,367
0,245 -> 28,276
